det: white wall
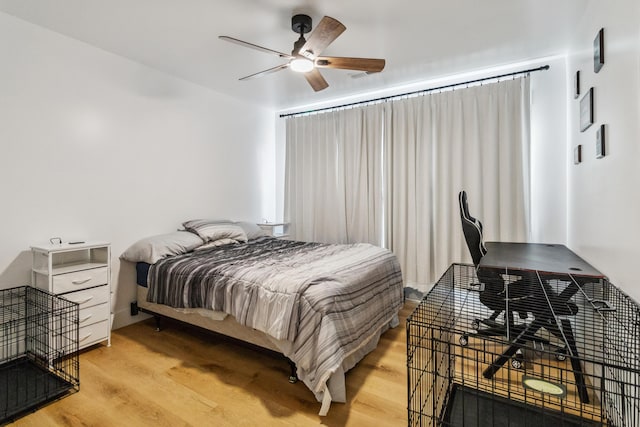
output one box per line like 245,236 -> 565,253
0,12 -> 276,328
529,57 -> 568,244
567,0 -> 640,302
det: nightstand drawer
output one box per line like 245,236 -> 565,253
78,319 -> 109,347
53,267 -> 108,293
62,285 -> 109,309
78,302 -> 109,327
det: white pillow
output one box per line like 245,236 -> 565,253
120,231 -> 203,264
182,219 -> 248,243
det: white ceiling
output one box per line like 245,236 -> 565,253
0,0 -> 589,110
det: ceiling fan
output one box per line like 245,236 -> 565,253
219,14 -> 385,92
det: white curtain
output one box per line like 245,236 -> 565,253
386,77 -> 531,291
284,76 -> 530,292
284,103 -> 385,244
383,96 -> 435,289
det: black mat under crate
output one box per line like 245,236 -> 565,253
0,357 -> 77,423
442,385 -> 600,427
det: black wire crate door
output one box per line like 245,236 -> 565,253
0,286 -> 79,424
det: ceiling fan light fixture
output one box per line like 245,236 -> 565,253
290,58 -> 314,73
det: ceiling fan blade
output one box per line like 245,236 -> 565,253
299,16 -> 346,59
239,63 -> 290,81
304,68 -> 329,92
315,56 -> 386,72
219,36 -> 293,59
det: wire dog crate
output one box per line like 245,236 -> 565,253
407,263 -> 640,426
0,286 -> 79,424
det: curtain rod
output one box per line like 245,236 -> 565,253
279,64 -> 549,118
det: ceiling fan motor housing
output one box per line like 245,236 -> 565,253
291,14 -> 312,34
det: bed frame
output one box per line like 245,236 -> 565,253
132,285 -> 299,382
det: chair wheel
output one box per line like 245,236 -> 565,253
555,349 -> 567,361
511,350 -> 524,369
459,335 -> 469,346
471,320 -> 480,330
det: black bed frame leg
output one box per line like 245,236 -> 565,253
154,315 -> 162,332
287,358 -> 298,383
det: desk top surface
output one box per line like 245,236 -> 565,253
480,242 -> 605,278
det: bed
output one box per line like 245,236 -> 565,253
121,220 -> 404,416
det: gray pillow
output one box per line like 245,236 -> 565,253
182,219 -> 248,243
235,221 -> 270,240
193,238 -> 238,250
120,231 -> 204,264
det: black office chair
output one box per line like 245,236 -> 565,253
458,190 -> 486,265
458,190 -> 590,404
458,191 -> 531,338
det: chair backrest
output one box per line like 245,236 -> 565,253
459,191 -> 487,266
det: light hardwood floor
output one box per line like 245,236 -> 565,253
11,302 -> 417,427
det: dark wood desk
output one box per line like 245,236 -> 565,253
477,242 -> 605,404
479,242 -> 605,278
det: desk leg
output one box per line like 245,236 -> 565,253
482,317 -> 590,405
561,318 -> 590,404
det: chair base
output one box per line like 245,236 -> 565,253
460,320 -> 569,371
481,317 -> 590,404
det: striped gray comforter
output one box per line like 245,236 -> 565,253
147,236 -> 403,397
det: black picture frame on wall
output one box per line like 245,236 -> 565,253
594,28 -> 605,73
574,145 -> 582,164
596,124 -> 606,158
574,70 -> 581,99
580,87 -> 594,132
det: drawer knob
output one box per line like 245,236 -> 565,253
79,332 -> 93,342
71,296 -> 94,305
80,314 -> 93,324
72,278 -> 92,285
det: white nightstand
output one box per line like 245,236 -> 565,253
31,241 -> 112,349
258,222 -> 289,238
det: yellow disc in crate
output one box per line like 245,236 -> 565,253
522,376 -> 567,397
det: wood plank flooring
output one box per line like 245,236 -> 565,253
453,334 -> 603,423
9,302 -> 417,427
